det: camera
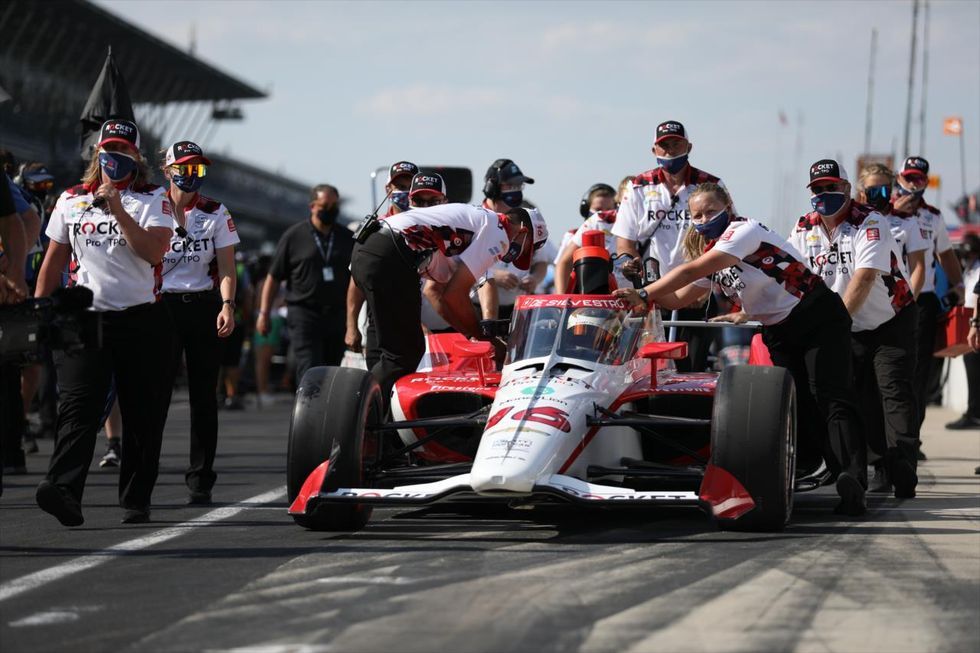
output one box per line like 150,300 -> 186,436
0,286 -> 101,364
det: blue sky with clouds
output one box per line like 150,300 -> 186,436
99,0 -> 979,240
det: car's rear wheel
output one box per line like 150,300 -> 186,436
287,366 -> 382,531
709,365 -> 796,532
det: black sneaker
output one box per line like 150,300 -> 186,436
99,439 -> 121,469
121,508 -> 150,524
891,458 -> 918,499
223,396 -> 244,411
187,490 -> 212,506
36,481 -> 84,527
868,465 -> 892,493
945,414 -> 980,430
834,472 -> 867,516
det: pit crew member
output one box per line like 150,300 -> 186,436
33,119 -> 173,525
788,159 -> 919,500
350,202 -> 547,401
612,120 -> 730,371
894,156 -> 964,433
615,183 -> 868,516
157,141 -> 240,506
476,159 -> 549,321
345,161 -> 419,365
554,182 -> 624,293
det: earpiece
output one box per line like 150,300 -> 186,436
579,183 -> 616,219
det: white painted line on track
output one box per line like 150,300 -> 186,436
0,486 -> 286,603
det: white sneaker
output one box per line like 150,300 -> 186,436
258,393 -> 276,408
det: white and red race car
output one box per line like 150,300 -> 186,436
286,286 -> 832,532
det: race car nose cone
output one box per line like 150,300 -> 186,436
471,470 -> 535,495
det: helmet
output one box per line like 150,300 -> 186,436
565,308 -> 622,352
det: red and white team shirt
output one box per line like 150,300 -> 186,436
907,202 -> 952,294
160,194 -> 240,293
611,165 -> 726,275
384,203 -> 510,283
477,209 -> 552,306
693,218 -> 822,325
788,203 -> 914,332
46,181 -> 172,311
878,205 -> 929,277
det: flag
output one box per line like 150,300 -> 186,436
79,47 -> 135,161
943,117 -> 963,136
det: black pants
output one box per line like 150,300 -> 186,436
962,352 -> 980,418
287,303 -> 346,386
161,292 -> 222,493
673,298 -> 718,373
45,302 -> 171,510
852,304 -> 920,469
350,229 -> 424,402
762,285 -> 866,481
0,362 -> 26,494
913,292 -> 941,426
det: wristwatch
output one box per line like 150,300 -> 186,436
223,299 -> 236,309
637,289 -> 649,304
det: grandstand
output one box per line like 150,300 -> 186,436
0,0 -> 309,246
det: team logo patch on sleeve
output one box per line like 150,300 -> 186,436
866,228 -> 880,241
162,201 -> 172,216
720,229 -> 735,241
227,217 -> 236,232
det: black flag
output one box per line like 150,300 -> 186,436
79,46 -> 134,162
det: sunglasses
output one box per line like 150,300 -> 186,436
864,184 -> 890,200
28,179 -> 54,190
170,164 -> 207,178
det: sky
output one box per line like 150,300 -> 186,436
99,0 -> 979,240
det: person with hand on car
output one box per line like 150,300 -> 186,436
156,141 -> 240,506
614,182 -> 868,516
33,119 -> 173,526
612,121 -> 730,371
789,159 -> 919,501
350,202 -> 548,402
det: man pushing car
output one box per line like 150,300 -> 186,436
350,202 -> 547,402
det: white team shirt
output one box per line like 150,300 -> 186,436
909,202 -> 952,294
692,218 -> 819,325
46,182 -> 172,311
882,208 -> 929,277
611,166 -> 727,277
788,204 -> 914,332
384,203 -> 511,283
477,208 -> 551,307
160,194 -> 240,293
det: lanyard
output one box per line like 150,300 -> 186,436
311,224 -> 334,265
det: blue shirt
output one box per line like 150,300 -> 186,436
6,174 -> 30,214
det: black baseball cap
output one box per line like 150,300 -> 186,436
486,159 -> 535,185
386,161 -> 419,184
409,172 -> 447,198
654,120 -> 687,144
900,156 -> 929,180
807,158 -> 849,188
165,141 -> 211,166
97,119 -> 140,150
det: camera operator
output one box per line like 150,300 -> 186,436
33,119 -> 173,526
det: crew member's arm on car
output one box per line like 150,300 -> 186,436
614,249 -> 734,311
477,278 -> 499,320
435,263 -> 480,339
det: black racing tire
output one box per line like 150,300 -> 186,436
286,366 -> 382,531
709,365 -> 796,532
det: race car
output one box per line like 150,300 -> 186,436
286,280 -> 831,533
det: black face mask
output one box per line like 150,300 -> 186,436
317,205 -> 339,225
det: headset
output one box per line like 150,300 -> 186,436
482,158 -> 514,200
579,183 -> 616,218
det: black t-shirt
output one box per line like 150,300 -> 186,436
269,220 -> 354,308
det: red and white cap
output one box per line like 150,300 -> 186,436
97,119 -> 140,150
899,156 -> 929,180
165,141 -> 212,166
409,172 -> 447,198
807,159 -> 849,187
